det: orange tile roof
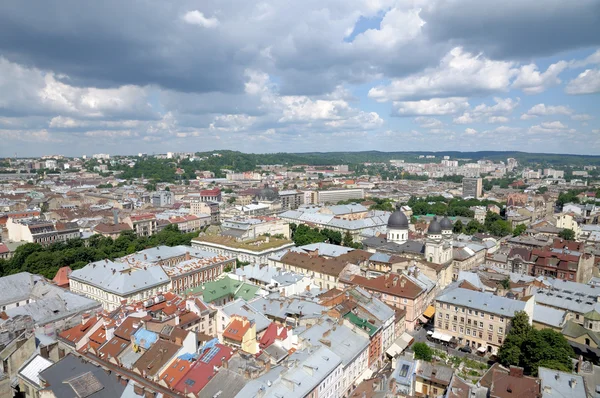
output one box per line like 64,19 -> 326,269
53,266 -> 72,287
223,318 -> 250,342
159,358 -> 193,388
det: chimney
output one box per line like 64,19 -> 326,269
509,366 -> 524,378
133,384 -> 144,396
577,355 -> 583,373
222,357 -> 228,369
120,377 -> 128,386
569,378 -> 577,388
144,391 -> 154,398
185,251 -> 191,261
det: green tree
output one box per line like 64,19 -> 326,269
498,311 -> 574,376
500,278 -> 510,289
558,228 -> 575,241
343,231 -> 354,247
465,220 -> 484,235
513,224 -> 527,237
412,342 -> 433,361
453,220 -> 464,234
227,197 -> 236,204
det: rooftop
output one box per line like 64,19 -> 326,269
192,235 -> 293,252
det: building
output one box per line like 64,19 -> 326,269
414,360 -> 454,397
0,273 -> 102,336
6,218 -> 79,245
434,284 -> 535,354
221,216 -> 290,240
191,235 -> 294,264
463,177 -> 483,199
124,214 -> 158,237
317,188 -> 364,204
279,189 -> 303,210
92,222 -> 132,238
538,367 -> 585,398
199,187 -> 222,202
190,201 -> 220,224
341,270 -> 436,331
479,364 -> 540,398
70,246 -> 234,309
151,190 -> 174,207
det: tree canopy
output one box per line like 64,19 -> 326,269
558,228 -> 575,241
0,225 -> 199,279
497,311 -> 574,376
412,342 -> 433,361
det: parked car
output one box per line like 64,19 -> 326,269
459,345 -> 472,354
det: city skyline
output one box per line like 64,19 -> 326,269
0,1 -> 599,157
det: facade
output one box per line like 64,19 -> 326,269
191,235 -> 294,264
190,201 -> 220,224
462,177 -> 483,199
434,285 -> 535,354
70,245 -> 234,310
317,188 -> 364,204
151,190 -> 174,207
279,189 -> 303,210
6,218 -> 79,245
124,214 -> 158,237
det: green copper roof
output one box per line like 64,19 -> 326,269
584,309 -> 600,321
344,312 -> 378,337
186,276 -> 260,303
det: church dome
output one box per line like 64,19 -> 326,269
440,216 -> 453,231
427,217 -> 442,234
256,187 -> 278,201
387,209 -> 408,229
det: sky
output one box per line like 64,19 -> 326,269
0,0 -> 599,157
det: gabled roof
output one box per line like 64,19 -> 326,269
52,266 -> 72,287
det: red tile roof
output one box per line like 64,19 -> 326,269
53,266 -> 72,287
159,358 -> 193,388
259,322 -> 288,349
59,316 -> 98,345
174,344 -> 233,395
0,243 -> 9,255
345,273 -> 424,299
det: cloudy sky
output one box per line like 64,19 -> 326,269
1,0 -> 599,157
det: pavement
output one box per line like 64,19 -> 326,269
409,326 -> 492,363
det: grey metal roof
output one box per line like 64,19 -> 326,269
436,286 -> 527,318
538,367 -> 586,398
38,354 -> 126,398
0,272 -> 45,306
299,318 -> 369,367
201,368 -> 246,398
221,299 -> 271,333
70,260 -> 169,296
250,297 -> 326,321
235,345 -> 342,398
533,305 -> 566,328
3,285 -> 101,326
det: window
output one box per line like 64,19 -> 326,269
454,306 -> 458,312
474,311 -> 478,316
488,333 -> 493,341
460,327 -> 464,333
445,314 -> 449,320
445,323 -> 449,330
468,309 -> 472,315
500,317 -> 504,323
460,317 -> 464,323
498,336 -> 503,344
453,316 -> 457,321
498,327 -> 503,334
480,312 -> 484,318
489,314 -> 494,321
479,331 -> 483,338
479,321 -> 483,328
437,320 -> 442,327
452,325 -> 457,332
488,325 -> 493,331
576,314 -> 580,320
466,329 -> 471,336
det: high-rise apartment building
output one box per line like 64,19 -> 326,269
462,177 -> 482,199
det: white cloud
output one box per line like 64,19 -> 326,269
521,103 -> 573,119
541,121 -> 567,129
529,121 -> 574,134
414,117 -> 443,129
512,61 -> 568,94
571,114 -> 593,121
453,97 -> 518,124
369,47 -> 518,101
352,8 -> 425,49
565,69 -> 600,95
182,10 -> 219,28
465,128 -> 477,135
488,116 -> 509,123
392,97 -> 469,116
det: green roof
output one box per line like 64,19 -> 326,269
186,276 -> 260,303
584,309 -> 600,321
344,312 -> 378,337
